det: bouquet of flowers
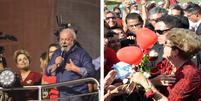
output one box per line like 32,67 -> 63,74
112,49 -> 158,98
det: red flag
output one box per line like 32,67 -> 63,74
169,0 -> 178,4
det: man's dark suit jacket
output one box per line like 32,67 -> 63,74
194,24 -> 201,70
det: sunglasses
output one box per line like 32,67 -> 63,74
155,28 -> 172,35
105,17 -> 116,20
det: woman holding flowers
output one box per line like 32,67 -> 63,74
132,28 -> 201,101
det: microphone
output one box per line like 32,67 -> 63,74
57,47 -> 65,67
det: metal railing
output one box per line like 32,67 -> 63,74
0,77 -> 100,101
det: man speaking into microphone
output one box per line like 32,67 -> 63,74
46,28 -> 95,101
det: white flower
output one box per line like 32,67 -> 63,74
143,72 -> 151,78
123,79 -> 128,84
149,50 -> 158,57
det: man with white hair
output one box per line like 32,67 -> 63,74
46,28 -> 95,101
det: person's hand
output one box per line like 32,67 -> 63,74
104,90 -> 111,101
151,73 -> 176,86
110,84 -> 127,97
123,0 -> 132,8
55,56 -> 64,66
104,70 -> 117,89
132,72 -> 145,85
141,0 -> 148,6
42,93 -> 49,99
65,59 -> 76,71
131,64 -> 139,72
127,36 -> 137,46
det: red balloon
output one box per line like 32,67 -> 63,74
137,28 -> 158,49
117,46 -> 143,65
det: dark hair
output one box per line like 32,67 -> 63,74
113,6 -> 120,11
173,5 -> 184,15
104,31 -> 117,38
49,43 -> 61,49
175,15 -> 189,29
184,4 -> 201,15
156,15 -> 183,28
40,52 -> 47,61
110,26 -> 123,30
125,13 -> 143,24
187,2 -> 192,5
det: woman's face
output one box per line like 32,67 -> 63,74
105,13 -> 117,28
162,40 -> 175,60
39,58 -> 45,70
104,37 -> 109,50
49,46 -> 58,59
107,34 -> 121,52
16,54 -> 30,69
112,28 -> 127,40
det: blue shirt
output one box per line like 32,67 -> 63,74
45,45 -> 95,101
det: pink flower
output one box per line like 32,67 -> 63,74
145,90 -> 155,98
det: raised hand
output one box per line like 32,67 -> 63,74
104,70 -> 117,89
151,73 -> 176,86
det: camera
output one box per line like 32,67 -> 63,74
120,39 -> 135,48
54,15 -> 78,41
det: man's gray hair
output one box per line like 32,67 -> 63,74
60,28 -> 76,39
148,7 -> 168,19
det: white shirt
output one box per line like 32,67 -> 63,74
195,19 -> 201,32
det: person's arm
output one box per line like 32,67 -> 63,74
163,0 -> 170,10
45,49 -> 63,76
150,73 -> 176,86
0,54 -> 4,71
122,0 -> 131,33
141,0 -> 149,27
132,72 -> 169,101
0,61 -> 3,71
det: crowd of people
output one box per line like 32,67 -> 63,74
0,28 -> 98,101
104,0 -> 201,101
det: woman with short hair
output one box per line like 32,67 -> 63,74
132,28 -> 201,101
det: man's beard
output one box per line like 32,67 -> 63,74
61,41 -> 74,52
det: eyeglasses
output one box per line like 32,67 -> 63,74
149,19 -> 157,22
186,13 -> 194,18
163,41 -> 172,48
155,28 -> 172,35
105,17 -> 116,20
